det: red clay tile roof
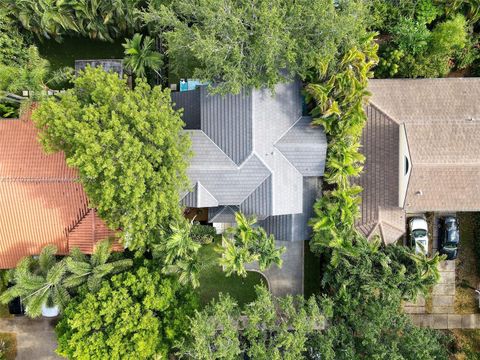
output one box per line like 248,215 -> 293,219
0,117 -> 118,268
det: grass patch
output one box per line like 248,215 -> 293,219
0,333 -> 16,360
197,238 -> 266,308
304,241 -> 322,298
454,213 -> 480,314
450,329 -> 480,360
35,36 -> 125,71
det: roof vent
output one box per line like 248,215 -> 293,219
467,117 -> 474,122
415,190 -> 423,196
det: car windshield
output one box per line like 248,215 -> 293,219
413,229 -> 427,238
444,242 -> 457,249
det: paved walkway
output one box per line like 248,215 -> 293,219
410,313 -> 480,329
247,240 -> 303,296
404,260 -> 456,315
0,317 -> 61,359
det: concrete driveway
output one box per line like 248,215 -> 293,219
0,317 -> 61,359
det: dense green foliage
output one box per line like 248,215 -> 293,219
123,33 -> 163,78
0,245 -> 69,318
220,213 -> 285,277
371,0 -> 477,77
144,0 -> 369,94
32,67 -> 190,251
306,37 -> 378,252
179,286 -> 327,359
305,238 -> 450,360
63,239 -> 132,292
153,222 -> 202,288
56,262 -> 198,359
2,0 -> 142,42
306,28 -> 451,359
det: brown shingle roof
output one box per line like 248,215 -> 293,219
359,78 -> 480,244
368,78 -> 480,123
355,105 -> 404,244
0,118 -> 118,268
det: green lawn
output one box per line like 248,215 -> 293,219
197,238 -> 266,308
304,240 -> 323,298
35,36 -> 125,71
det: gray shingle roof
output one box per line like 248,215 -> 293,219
174,81 -> 327,241
275,117 -> 327,176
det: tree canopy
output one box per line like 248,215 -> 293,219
144,0 -> 370,94
32,67 -> 191,251
179,286 -> 327,360
56,262 -> 198,359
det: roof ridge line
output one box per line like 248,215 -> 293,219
196,181 -> 219,206
272,115 -> 303,147
188,130 -> 239,169
368,102 -> 402,125
66,207 -> 92,236
238,173 -> 272,207
0,178 -> 78,182
413,162 -> 480,167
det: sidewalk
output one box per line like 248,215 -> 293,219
0,317 -> 61,359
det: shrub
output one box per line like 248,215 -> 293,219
190,223 -> 216,245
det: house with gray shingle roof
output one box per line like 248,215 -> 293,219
172,81 -> 327,243
357,78 -> 480,244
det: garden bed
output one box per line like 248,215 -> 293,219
197,237 -> 266,308
454,213 -> 480,314
450,329 -> 480,360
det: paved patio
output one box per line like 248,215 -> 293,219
247,240 -> 303,296
0,317 -> 61,359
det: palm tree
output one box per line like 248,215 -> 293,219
0,245 -> 69,318
123,33 -> 163,78
219,237 -> 255,277
63,239 -> 132,292
153,222 -> 202,287
219,212 -> 285,277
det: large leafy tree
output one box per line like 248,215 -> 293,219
0,245 -> 69,318
179,286 -> 327,359
144,0 -> 369,94
220,212 -> 285,277
56,262 -> 199,360
32,67 -> 191,251
63,239 -> 133,292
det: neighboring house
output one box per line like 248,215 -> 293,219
0,110 -> 118,269
357,78 -> 480,244
172,81 -> 328,242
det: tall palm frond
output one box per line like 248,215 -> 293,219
0,245 -> 69,318
123,33 -> 163,78
63,239 -> 132,292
